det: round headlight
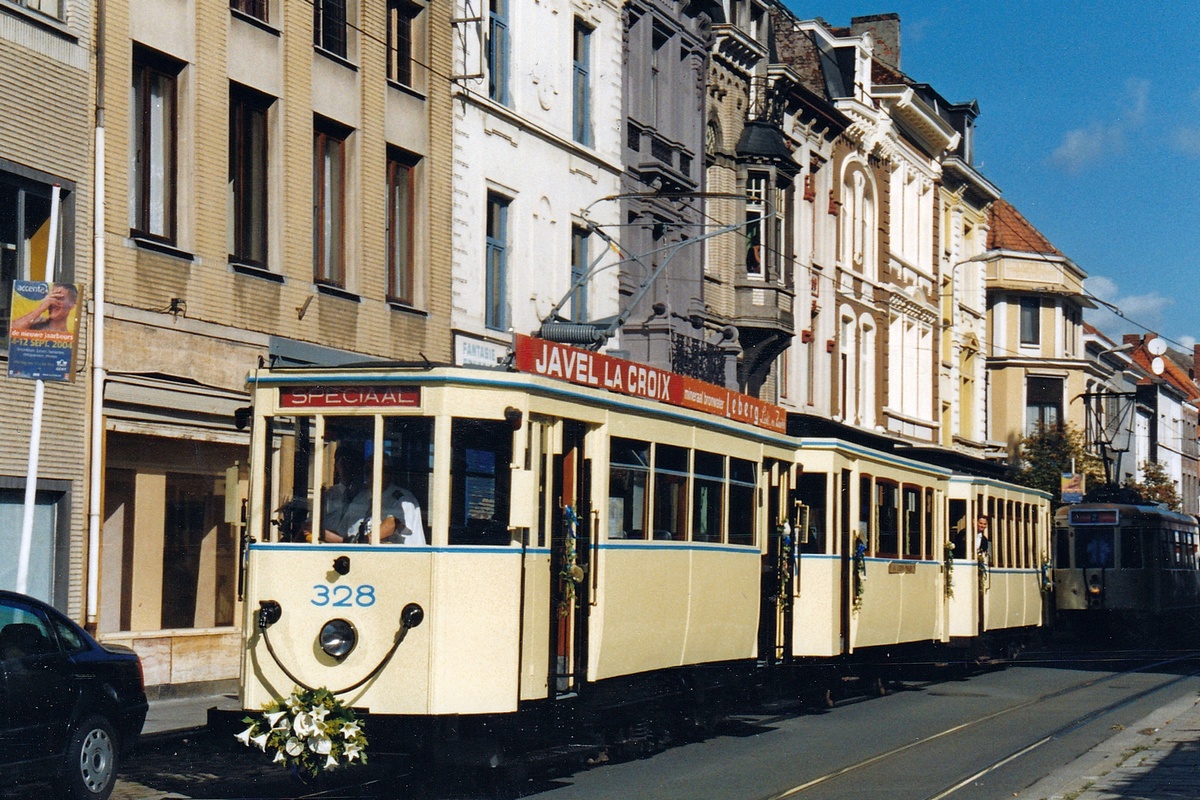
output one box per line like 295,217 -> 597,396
319,619 -> 357,659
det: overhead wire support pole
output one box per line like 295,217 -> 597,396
538,191 -> 772,345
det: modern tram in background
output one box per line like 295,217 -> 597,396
1052,500 -> 1200,638
237,334 -> 1052,766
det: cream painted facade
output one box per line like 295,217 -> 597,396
450,0 -> 623,356
95,0 -> 453,689
0,1 -> 94,617
985,248 -> 1090,460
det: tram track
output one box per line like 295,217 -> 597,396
761,651 -> 1200,800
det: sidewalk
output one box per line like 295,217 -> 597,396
143,688 -> 242,737
1022,691 -> 1200,800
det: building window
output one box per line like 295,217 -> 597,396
0,170 -> 68,346
387,0 -> 420,86
17,0 -> 63,19
746,171 -> 767,276
569,224 -> 589,323
387,150 -> 418,305
229,84 -> 270,267
650,25 -> 668,127
313,119 -> 348,286
131,47 -> 181,244
485,192 -> 510,331
230,0 -> 267,22
487,0 -> 509,104
1019,296 -> 1040,346
572,20 -> 592,146
314,0 -> 348,59
1026,376 -> 1063,434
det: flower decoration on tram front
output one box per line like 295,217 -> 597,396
237,686 -> 368,779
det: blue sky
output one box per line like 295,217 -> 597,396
784,1 -> 1200,350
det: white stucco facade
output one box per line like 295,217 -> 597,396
451,0 -> 624,351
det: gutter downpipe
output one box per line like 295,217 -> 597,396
86,0 -> 106,630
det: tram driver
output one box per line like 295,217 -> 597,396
320,454 -> 426,545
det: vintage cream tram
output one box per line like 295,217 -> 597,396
238,334 -> 1053,762
239,335 -> 797,758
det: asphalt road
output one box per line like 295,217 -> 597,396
102,650 -> 1200,800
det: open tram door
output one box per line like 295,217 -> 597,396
757,460 -> 796,666
549,419 -> 591,697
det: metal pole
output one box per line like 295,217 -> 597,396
16,184 -> 60,595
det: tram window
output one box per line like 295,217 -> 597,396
316,418 -> 374,544
653,444 -> 688,541
727,457 -> 756,546
1120,527 -> 1143,569
948,499 -> 968,559
265,415 -> 314,543
382,417 -> 433,544
449,418 -> 512,546
1075,527 -> 1114,569
876,481 -> 899,558
796,472 -> 826,553
609,437 -> 649,539
692,450 -> 724,543
1054,527 -> 1070,568
858,475 -> 872,549
924,488 -> 934,563
901,485 -> 921,559
1162,531 -> 1177,567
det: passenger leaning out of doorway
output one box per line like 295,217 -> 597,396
975,516 -> 991,562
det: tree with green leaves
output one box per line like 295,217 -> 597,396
1122,460 -> 1181,511
1010,423 -> 1104,508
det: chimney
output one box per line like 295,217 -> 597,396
851,14 -> 900,71
1193,344 -> 1200,380
1122,333 -> 1141,346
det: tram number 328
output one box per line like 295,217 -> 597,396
311,585 -> 378,608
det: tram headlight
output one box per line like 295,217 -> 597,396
319,618 -> 358,660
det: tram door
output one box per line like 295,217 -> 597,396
550,420 -> 590,696
757,461 -> 792,664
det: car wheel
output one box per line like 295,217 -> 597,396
59,714 -> 119,800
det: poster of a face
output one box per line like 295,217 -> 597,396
7,280 -> 81,381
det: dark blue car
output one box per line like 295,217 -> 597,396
0,590 -> 147,800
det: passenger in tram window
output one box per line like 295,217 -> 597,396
975,516 -> 991,561
320,452 -> 373,543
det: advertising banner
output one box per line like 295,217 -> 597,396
7,281 -> 81,382
513,333 -> 787,433
1061,472 -> 1084,505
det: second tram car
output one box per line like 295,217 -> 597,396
1053,501 -> 1200,637
237,335 -> 1052,764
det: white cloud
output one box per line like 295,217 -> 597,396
1049,79 -> 1149,172
1170,126 -> 1200,156
1051,125 -> 1121,172
1083,275 -> 1174,342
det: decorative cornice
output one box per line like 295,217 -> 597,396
711,23 -> 767,72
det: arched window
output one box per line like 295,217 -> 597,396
840,163 -> 876,280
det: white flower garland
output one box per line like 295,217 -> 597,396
237,686 -> 367,778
